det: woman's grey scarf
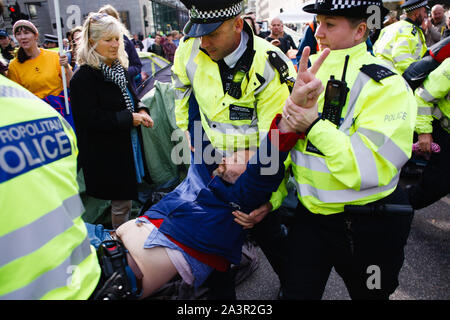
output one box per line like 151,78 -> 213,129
100,61 -> 134,112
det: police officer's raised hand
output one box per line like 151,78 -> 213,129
280,46 -> 329,133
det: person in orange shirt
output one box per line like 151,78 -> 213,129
7,20 -> 72,99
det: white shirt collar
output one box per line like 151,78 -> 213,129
223,31 -> 249,68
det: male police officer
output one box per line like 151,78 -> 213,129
0,74 -> 101,299
373,0 -> 428,74
407,58 -> 450,210
173,0 -> 296,298
263,0 -> 417,299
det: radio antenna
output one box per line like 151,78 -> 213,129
341,55 -> 350,82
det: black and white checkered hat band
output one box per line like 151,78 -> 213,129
328,0 -> 382,10
403,0 -> 428,12
189,2 -> 243,23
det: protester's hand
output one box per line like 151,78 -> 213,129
59,53 -> 69,68
279,46 -> 329,133
213,150 -> 255,184
133,110 -> 154,128
232,202 -> 273,229
418,133 -> 433,153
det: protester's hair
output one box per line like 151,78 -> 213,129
98,4 -> 120,21
98,4 -> 131,38
14,26 -> 39,63
77,12 -> 128,69
346,17 -> 370,40
70,26 -> 82,39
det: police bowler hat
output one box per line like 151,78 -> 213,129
303,0 -> 389,19
400,0 -> 429,12
44,34 -> 58,43
181,0 -> 243,38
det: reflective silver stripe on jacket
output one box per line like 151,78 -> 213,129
202,110 -> 259,135
417,106 -> 432,116
172,71 -> 192,101
254,59 -> 275,95
0,85 -> 40,101
292,173 -> 400,204
0,195 -> 84,268
185,38 -> 201,87
417,86 -> 438,103
1,237 -> 92,300
339,72 -> 372,135
357,127 -> 409,170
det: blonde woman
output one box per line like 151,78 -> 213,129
98,4 -> 142,89
70,12 -> 153,229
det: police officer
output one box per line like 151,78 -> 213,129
407,58 -> 450,209
373,0 -> 428,74
268,0 -> 417,299
0,74 -> 101,299
173,0 -> 297,298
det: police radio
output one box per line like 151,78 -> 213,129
305,55 -> 350,155
321,55 -> 350,126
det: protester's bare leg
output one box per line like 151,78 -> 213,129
116,219 -> 178,299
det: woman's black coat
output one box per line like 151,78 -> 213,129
70,64 -> 148,200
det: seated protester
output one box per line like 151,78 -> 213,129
87,50 -> 329,299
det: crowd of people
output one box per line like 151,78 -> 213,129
0,0 -> 449,301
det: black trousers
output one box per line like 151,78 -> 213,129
281,189 -> 414,300
408,121 -> 450,209
204,209 -> 289,300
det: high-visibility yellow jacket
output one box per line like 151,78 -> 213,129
374,19 -> 427,74
172,26 -> 296,152
415,58 -> 450,134
271,42 -> 417,214
0,76 -> 101,299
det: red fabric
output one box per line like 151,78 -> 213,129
139,216 -> 230,272
268,114 -> 305,152
431,44 -> 450,63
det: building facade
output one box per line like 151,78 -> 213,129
0,0 -> 188,42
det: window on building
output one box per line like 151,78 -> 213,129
26,4 -> 39,19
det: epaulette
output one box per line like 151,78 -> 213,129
360,64 -> 396,83
267,50 -> 295,92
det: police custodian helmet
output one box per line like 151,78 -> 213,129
180,0 -> 244,38
303,0 -> 389,18
400,0 -> 429,12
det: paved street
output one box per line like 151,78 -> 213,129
236,195 -> 450,300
